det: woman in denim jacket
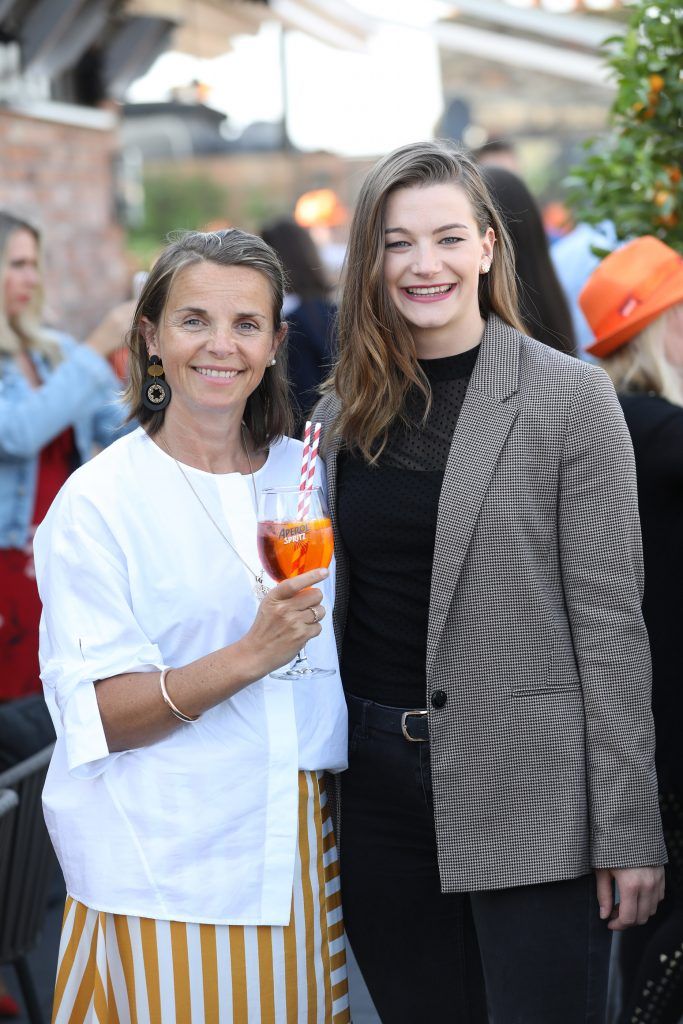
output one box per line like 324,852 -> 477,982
0,211 -> 133,699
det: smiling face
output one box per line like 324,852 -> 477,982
143,261 -> 284,428
382,182 -> 495,357
3,228 -> 41,321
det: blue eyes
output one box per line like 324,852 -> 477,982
181,319 -> 258,331
385,236 -> 463,250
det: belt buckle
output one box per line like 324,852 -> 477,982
401,709 -> 428,742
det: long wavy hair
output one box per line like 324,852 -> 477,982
124,229 -> 293,445
331,140 -> 524,462
0,211 -> 60,363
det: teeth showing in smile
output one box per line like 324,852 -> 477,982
195,367 -> 239,378
405,285 -> 453,295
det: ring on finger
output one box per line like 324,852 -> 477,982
310,607 -> 321,625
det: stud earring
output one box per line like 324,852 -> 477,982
141,354 -> 172,411
268,358 -> 276,366
480,261 -> 491,274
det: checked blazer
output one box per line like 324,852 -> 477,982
316,314 -> 666,893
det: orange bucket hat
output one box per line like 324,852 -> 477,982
580,236 -> 683,358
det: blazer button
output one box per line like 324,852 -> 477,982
431,690 -> 447,709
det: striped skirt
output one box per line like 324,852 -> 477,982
52,772 -> 350,1024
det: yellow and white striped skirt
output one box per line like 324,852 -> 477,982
52,771 -> 350,1024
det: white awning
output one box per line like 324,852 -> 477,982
125,0 -> 374,56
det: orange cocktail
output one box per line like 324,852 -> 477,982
257,485 -> 334,678
257,517 -> 333,582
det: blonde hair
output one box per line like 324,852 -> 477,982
124,229 -> 293,445
599,309 -> 683,407
0,212 -> 60,364
331,139 -> 525,463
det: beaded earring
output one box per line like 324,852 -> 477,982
141,355 -> 172,411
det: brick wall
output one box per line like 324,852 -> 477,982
0,106 -> 131,341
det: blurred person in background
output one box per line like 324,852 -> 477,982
472,138 -> 521,174
0,211 -> 133,702
542,200 -> 572,244
482,166 -> 576,356
294,188 -> 349,287
314,140 -> 665,1024
261,217 -> 337,435
581,236 -> 683,1024
551,219 -> 617,358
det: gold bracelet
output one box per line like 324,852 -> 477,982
159,668 -> 199,724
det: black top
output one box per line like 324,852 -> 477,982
338,345 -> 479,707
619,392 -> 683,792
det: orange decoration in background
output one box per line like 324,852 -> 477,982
294,189 -> 348,229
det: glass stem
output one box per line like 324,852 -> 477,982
291,645 -> 311,672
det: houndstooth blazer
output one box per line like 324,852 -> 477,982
316,314 -> 666,893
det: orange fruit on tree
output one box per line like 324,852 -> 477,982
657,211 -> 679,228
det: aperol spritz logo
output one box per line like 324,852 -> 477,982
278,524 -> 309,544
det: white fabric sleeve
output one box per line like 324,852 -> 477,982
34,492 -> 165,778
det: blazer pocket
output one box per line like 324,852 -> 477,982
511,684 -> 582,698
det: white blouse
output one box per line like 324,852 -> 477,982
34,428 -> 347,926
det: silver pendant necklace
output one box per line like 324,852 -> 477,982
157,425 -> 269,601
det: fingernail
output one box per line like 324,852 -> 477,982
599,907 -> 608,919
317,569 -> 329,579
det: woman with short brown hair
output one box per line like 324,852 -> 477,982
35,228 -> 350,1023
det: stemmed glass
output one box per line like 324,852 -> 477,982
257,486 -> 335,679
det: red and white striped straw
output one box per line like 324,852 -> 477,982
299,421 -> 312,497
297,420 -> 322,519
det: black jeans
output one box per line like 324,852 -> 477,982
341,694 -> 612,1024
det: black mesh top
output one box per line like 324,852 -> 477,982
338,344 -> 479,707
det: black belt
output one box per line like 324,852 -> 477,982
346,692 -> 429,743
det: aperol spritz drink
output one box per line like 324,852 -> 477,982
257,486 -> 334,678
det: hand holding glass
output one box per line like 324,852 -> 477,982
257,486 -> 334,678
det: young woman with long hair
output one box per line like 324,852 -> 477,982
315,141 -> 665,1024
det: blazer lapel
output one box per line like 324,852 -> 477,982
426,316 -> 521,679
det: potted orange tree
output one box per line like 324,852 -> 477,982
567,0 -> 682,252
